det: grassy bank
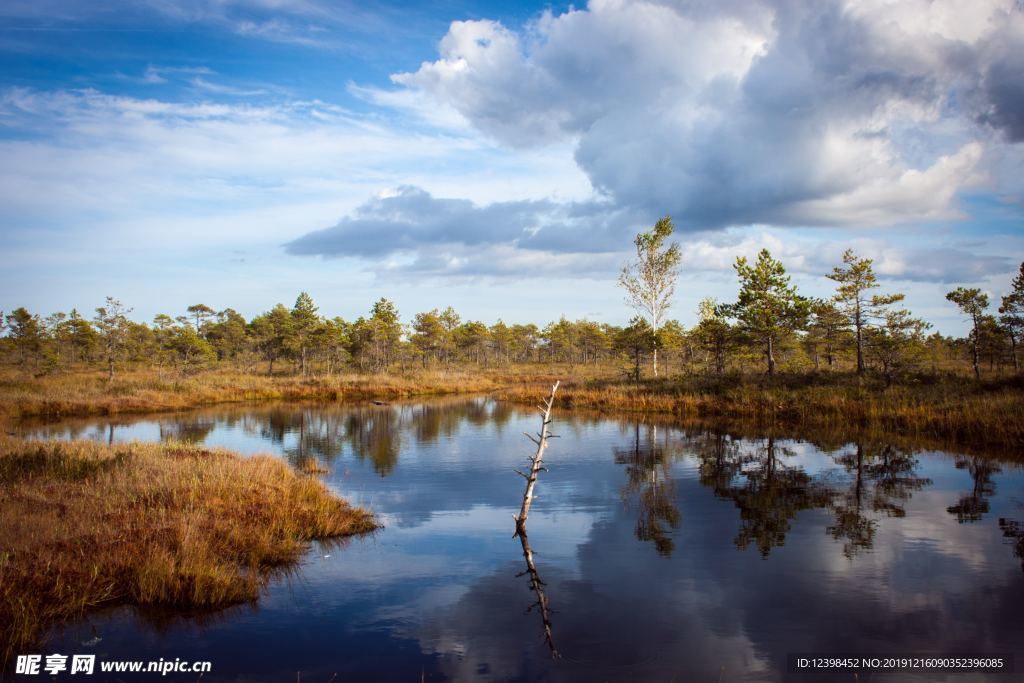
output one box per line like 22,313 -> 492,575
0,437 -> 376,664
0,366 -> 559,421
2,366 -> 1022,448
495,373 -> 1024,449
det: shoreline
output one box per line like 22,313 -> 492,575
3,367 -> 1023,450
0,437 -> 377,665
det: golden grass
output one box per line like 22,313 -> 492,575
2,364 -> 1021,448
0,437 -> 376,664
0,366 -> 563,421
495,373 -> 1024,449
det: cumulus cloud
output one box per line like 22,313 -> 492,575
392,0 -> 1023,228
676,228 -> 1016,283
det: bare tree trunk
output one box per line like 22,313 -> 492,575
767,336 -> 776,376
652,346 -> 658,377
514,381 -> 559,534
1010,331 -> 1020,372
855,302 -> 865,374
971,313 -> 981,380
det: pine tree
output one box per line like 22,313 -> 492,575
724,249 -> 809,376
827,249 -> 904,374
999,262 -> 1024,372
291,292 -> 321,375
946,287 -> 989,380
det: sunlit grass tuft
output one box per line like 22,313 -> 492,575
0,437 -> 376,665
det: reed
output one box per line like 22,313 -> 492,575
0,437 -> 376,665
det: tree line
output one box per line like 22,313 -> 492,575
3,223 -> 1022,381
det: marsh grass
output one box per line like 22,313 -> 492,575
2,364 -> 1021,447
495,373 -> 1024,448
0,366 -> 555,421
0,437 -> 376,665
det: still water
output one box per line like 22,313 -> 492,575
15,397 -> 1024,681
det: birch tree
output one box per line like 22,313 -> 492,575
618,216 -> 681,377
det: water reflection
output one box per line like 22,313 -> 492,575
614,423 -> 681,556
15,398 -> 1024,682
514,528 -> 559,659
948,456 -> 1002,522
828,442 -> 932,557
999,518 -> 1024,572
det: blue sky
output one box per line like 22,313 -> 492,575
1,0 -> 1022,335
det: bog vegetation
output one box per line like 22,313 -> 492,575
2,223 -> 1022,384
0,437 -> 376,663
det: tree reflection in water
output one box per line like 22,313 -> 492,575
947,456 -> 1002,523
223,398 -> 506,476
999,518 -> 1024,572
687,430 -> 934,558
157,418 -> 217,444
614,422 -> 682,556
828,443 -> 931,557
727,436 -> 833,557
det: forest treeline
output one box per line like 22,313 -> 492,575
2,249 -> 1023,382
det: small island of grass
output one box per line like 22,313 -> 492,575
0,437 -> 376,663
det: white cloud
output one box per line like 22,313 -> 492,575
393,0 -> 1024,228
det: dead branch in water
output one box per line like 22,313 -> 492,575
514,381 -> 559,535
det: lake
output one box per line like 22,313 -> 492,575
12,397 -> 1024,681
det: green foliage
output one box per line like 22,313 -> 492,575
3,256 -> 1021,381
864,308 -> 931,382
290,292 -> 322,375
205,308 -> 248,360
828,249 -> 905,374
5,308 -> 42,371
946,286 -> 990,379
693,297 -> 732,375
615,317 -> 656,381
803,299 -> 849,370
723,249 -> 809,375
619,216 -> 682,375
185,303 -> 215,332
167,325 -> 217,375
249,304 -> 293,374
411,309 -> 445,365
999,261 -> 1024,370
93,297 -> 132,380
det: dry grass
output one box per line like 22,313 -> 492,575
0,437 -> 376,665
0,366 -> 563,421
495,373 -> 1024,449
2,364 -> 1021,448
